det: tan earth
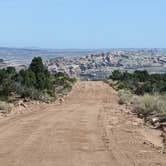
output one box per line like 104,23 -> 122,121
0,81 -> 165,166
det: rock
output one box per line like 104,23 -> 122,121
152,117 -> 160,123
23,98 -> 30,102
18,100 -> 24,106
20,103 -> 27,108
145,114 -> 166,128
59,98 -> 64,102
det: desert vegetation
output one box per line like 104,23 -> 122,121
110,70 -> 166,95
107,70 -> 166,130
0,57 -> 76,113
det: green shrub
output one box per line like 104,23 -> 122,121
111,70 -> 122,80
109,70 -> 166,95
0,57 -> 76,103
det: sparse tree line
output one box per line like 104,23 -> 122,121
0,57 -> 76,102
110,70 -> 166,95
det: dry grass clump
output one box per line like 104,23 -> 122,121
118,89 -> 133,105
132,94 -> 166,116
0,101 -> 13,114
118,90 -> 166,116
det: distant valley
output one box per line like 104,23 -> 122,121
0,47 -> 166,80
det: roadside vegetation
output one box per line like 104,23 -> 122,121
110,70 -> 166,95
107,70 -> 166,129
0,57 -> 76,113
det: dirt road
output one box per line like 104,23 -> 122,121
0,81 -> 165,166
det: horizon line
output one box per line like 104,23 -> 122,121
0,46 -> 166,50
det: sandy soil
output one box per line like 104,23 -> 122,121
0,81 -> 165,166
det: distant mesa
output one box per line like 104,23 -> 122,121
46,49 -> 166,80
0,48 -> 166,80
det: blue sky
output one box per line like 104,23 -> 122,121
0,0 -> 165,48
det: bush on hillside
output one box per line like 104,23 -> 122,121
0,57 -> 76,102
110,70 -> 166,95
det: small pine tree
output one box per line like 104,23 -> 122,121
29,57 -> 46,74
